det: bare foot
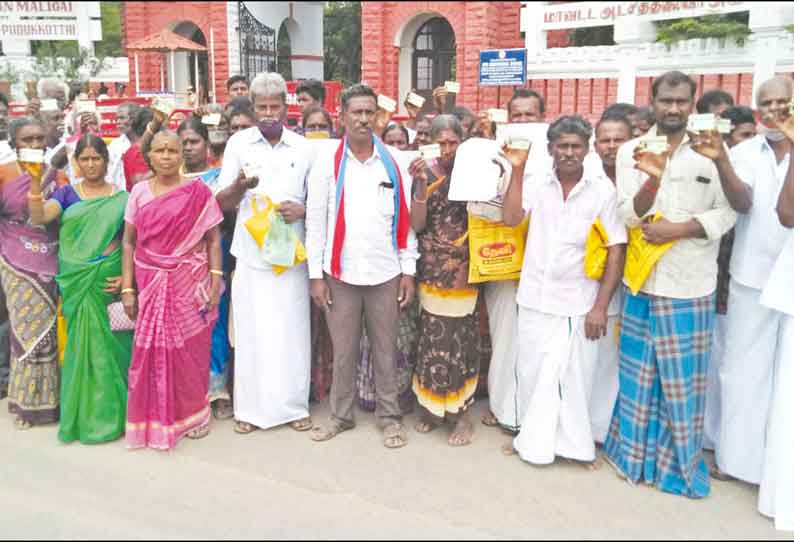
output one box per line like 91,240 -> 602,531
448,417 -> 473,447
563,457 -> 601,471
481,411 -> 499,427
414,421 -> 439,433
501,443 -> 517,456
710,464 -> 735,482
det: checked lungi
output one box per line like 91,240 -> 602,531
604,291 -> 714,498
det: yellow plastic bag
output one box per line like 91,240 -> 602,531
584,218 -> 609,280
624,213 -> 677,295
244,195 -> 307,275
467,214 -> 529,284
243,195 -> 270,247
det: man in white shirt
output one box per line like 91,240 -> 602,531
306,84 -> 418,449
106,103 -> 139,192
482,88 -> 547,433
501,115 -> 627,467
603,71 -> 738,498
758,104 -> 794,531
216,72 -> 313,436
714,77 -> 793,486
589,113 -> 632,442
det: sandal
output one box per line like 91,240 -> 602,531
212,399 -> 234,421
14,417 -> 32,431
186,424 -> 210,440
710,464 -> 735,482
290,417 -> 313,432
234,420 -> 258,434
383,423 -> 407,449
310,421 -> 354,442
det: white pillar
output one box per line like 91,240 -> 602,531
194,52 -> 200,101
134,53 -> 140,95
210,26 -> 217,103
160,61 -> 165,92
613,19 -> 656,105
170,52 -> 176,93
749,2 -> 790,107
75,1 -> 95,56
522,1 -> 547,60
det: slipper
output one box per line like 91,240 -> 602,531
14,417 -> 32,431
212,400 -> 234,421
310,421 -> 354,442
234,420 -> 258,434
383,423 -> 407,449
186,424 -> 210,440
710,465 -> 734,482
290,417 -> 313,432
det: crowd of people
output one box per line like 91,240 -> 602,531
1,69 -> 793,531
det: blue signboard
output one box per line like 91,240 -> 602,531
479,48 -> 527,87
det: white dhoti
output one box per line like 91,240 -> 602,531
232,261 -> 311,430
513,307 -> 599,465
703,312 -> 728,451
590,288 -> 623,444
759,314 -> 794,531
485,280 -> 520,430
717,280 -> 781,484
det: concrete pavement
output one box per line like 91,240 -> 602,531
1,398 -> 790,540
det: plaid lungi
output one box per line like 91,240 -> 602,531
604,291 -> 714,498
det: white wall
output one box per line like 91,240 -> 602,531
240,1 -> 324,80
521,1 -> 794,107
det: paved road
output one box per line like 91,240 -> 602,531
1,398 -> 790,539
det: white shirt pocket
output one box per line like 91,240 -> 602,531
378,183 -> 396,217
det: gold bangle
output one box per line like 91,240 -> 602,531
27,193 -> 43,201
121,288 -> 136,295
209,269 -> 224,276
413,194 -> 428,204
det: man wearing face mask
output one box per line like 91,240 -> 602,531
713,76 -> 794,490
305,84 -> 418,449
501,115 -> 627,468
216,72 -> 314,436
604,71 -> 738,498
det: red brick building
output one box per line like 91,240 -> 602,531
361,2 -> 525,114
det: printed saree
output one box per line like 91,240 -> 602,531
125,180 -> 223,450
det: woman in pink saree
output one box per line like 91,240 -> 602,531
121,130 -> 223,450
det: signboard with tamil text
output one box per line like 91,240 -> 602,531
479,48 -> 527,87
541,1 -> 749,31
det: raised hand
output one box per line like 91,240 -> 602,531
500,142 -> 530,169
408,156 -> 429,183
633,146 -> 668,180
235,170 -> 259,191
374,107 -> 393,137
688,129 -> 726,161
432,86 -> 448,113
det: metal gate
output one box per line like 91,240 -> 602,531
239,1 -> 276,78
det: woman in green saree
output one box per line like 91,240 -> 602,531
29,134 -> 132,444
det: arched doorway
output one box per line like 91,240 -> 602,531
395,14 -> 456,114
170,21 -> 209,103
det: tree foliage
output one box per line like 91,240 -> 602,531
324,1 -> 361,86
31,47 -> 111,81
568,26 -> 615,47
277,21 -> 293,81
95,1 -> 124,58
655,13 -> 751,47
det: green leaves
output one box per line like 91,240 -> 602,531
655,14 -> 751,48
324,1 -> 361,86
